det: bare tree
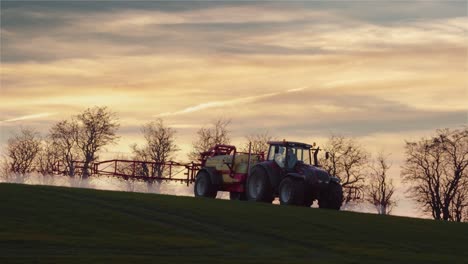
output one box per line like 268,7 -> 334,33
465,204 -> 468,222
7,128 -> 41,175
402,137 -> 445,220
75,106 -> 119,178
241,130 -> 276,154
321,135 -> 369,205
132,119 -> 179,177
49,120 -> 80,176
0,155 -> 11,182
451,187 -> 468,222
402,127 -> 468,221
438,128 -> 468,222
36,137 -> 62,176
189,118 -> 231,161
365,152 -> 396,215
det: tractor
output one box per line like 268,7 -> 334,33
194,141 -> 343,209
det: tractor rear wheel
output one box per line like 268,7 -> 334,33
318,181 -> 343,210
229,192 -> 247,201
194,170 -> 217,198
303,188 -> 314,207
279,177 -> 305,206
246,166 -> 273,203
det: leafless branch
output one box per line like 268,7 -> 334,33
365,152 -> 396,215
320,135 -> 369,205
189,118 -> 231,161
402,127 -> 468,221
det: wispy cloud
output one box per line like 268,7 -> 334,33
0,113 -> 56,123
1,1 -> 466,148
156,87 -> 308,117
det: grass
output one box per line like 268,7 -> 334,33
0,183 -> 467,264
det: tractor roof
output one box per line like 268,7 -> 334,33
267,141 -> 313,149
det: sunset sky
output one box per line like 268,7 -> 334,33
1,1 -> 467,216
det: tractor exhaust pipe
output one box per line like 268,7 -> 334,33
247,142 -> 252,176
313,147 -> 320,166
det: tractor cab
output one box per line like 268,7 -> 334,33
266,141 -> 315,170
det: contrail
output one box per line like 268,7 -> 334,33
0,112 -> 56,123
156,87 -> 308,117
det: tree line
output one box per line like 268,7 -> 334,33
2,106 -> 467,222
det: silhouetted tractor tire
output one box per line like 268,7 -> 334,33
194,170 -> 217,198
318,181 -> 343,210
229,191 -> 247,201
246,166 -> 273,203
303,188 -> 314,207
279,177 -> 305,206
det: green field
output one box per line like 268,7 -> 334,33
0,183 -> 466,264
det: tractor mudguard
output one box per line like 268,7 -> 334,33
330,176 -> 341,184
199,167 -> 223,185
297,165 -> 332,185
285,173 -> 306,181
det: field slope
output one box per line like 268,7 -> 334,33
0,183 -> 466,264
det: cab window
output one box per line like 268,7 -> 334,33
268,145 -> 286,168
267,145 -> 277,161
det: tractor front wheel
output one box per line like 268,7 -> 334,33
318,181 -> 343,210
194,170 -> 217,198
279,177 -> 305,206
229,192 -> 247,201
303,188 -> 314,207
